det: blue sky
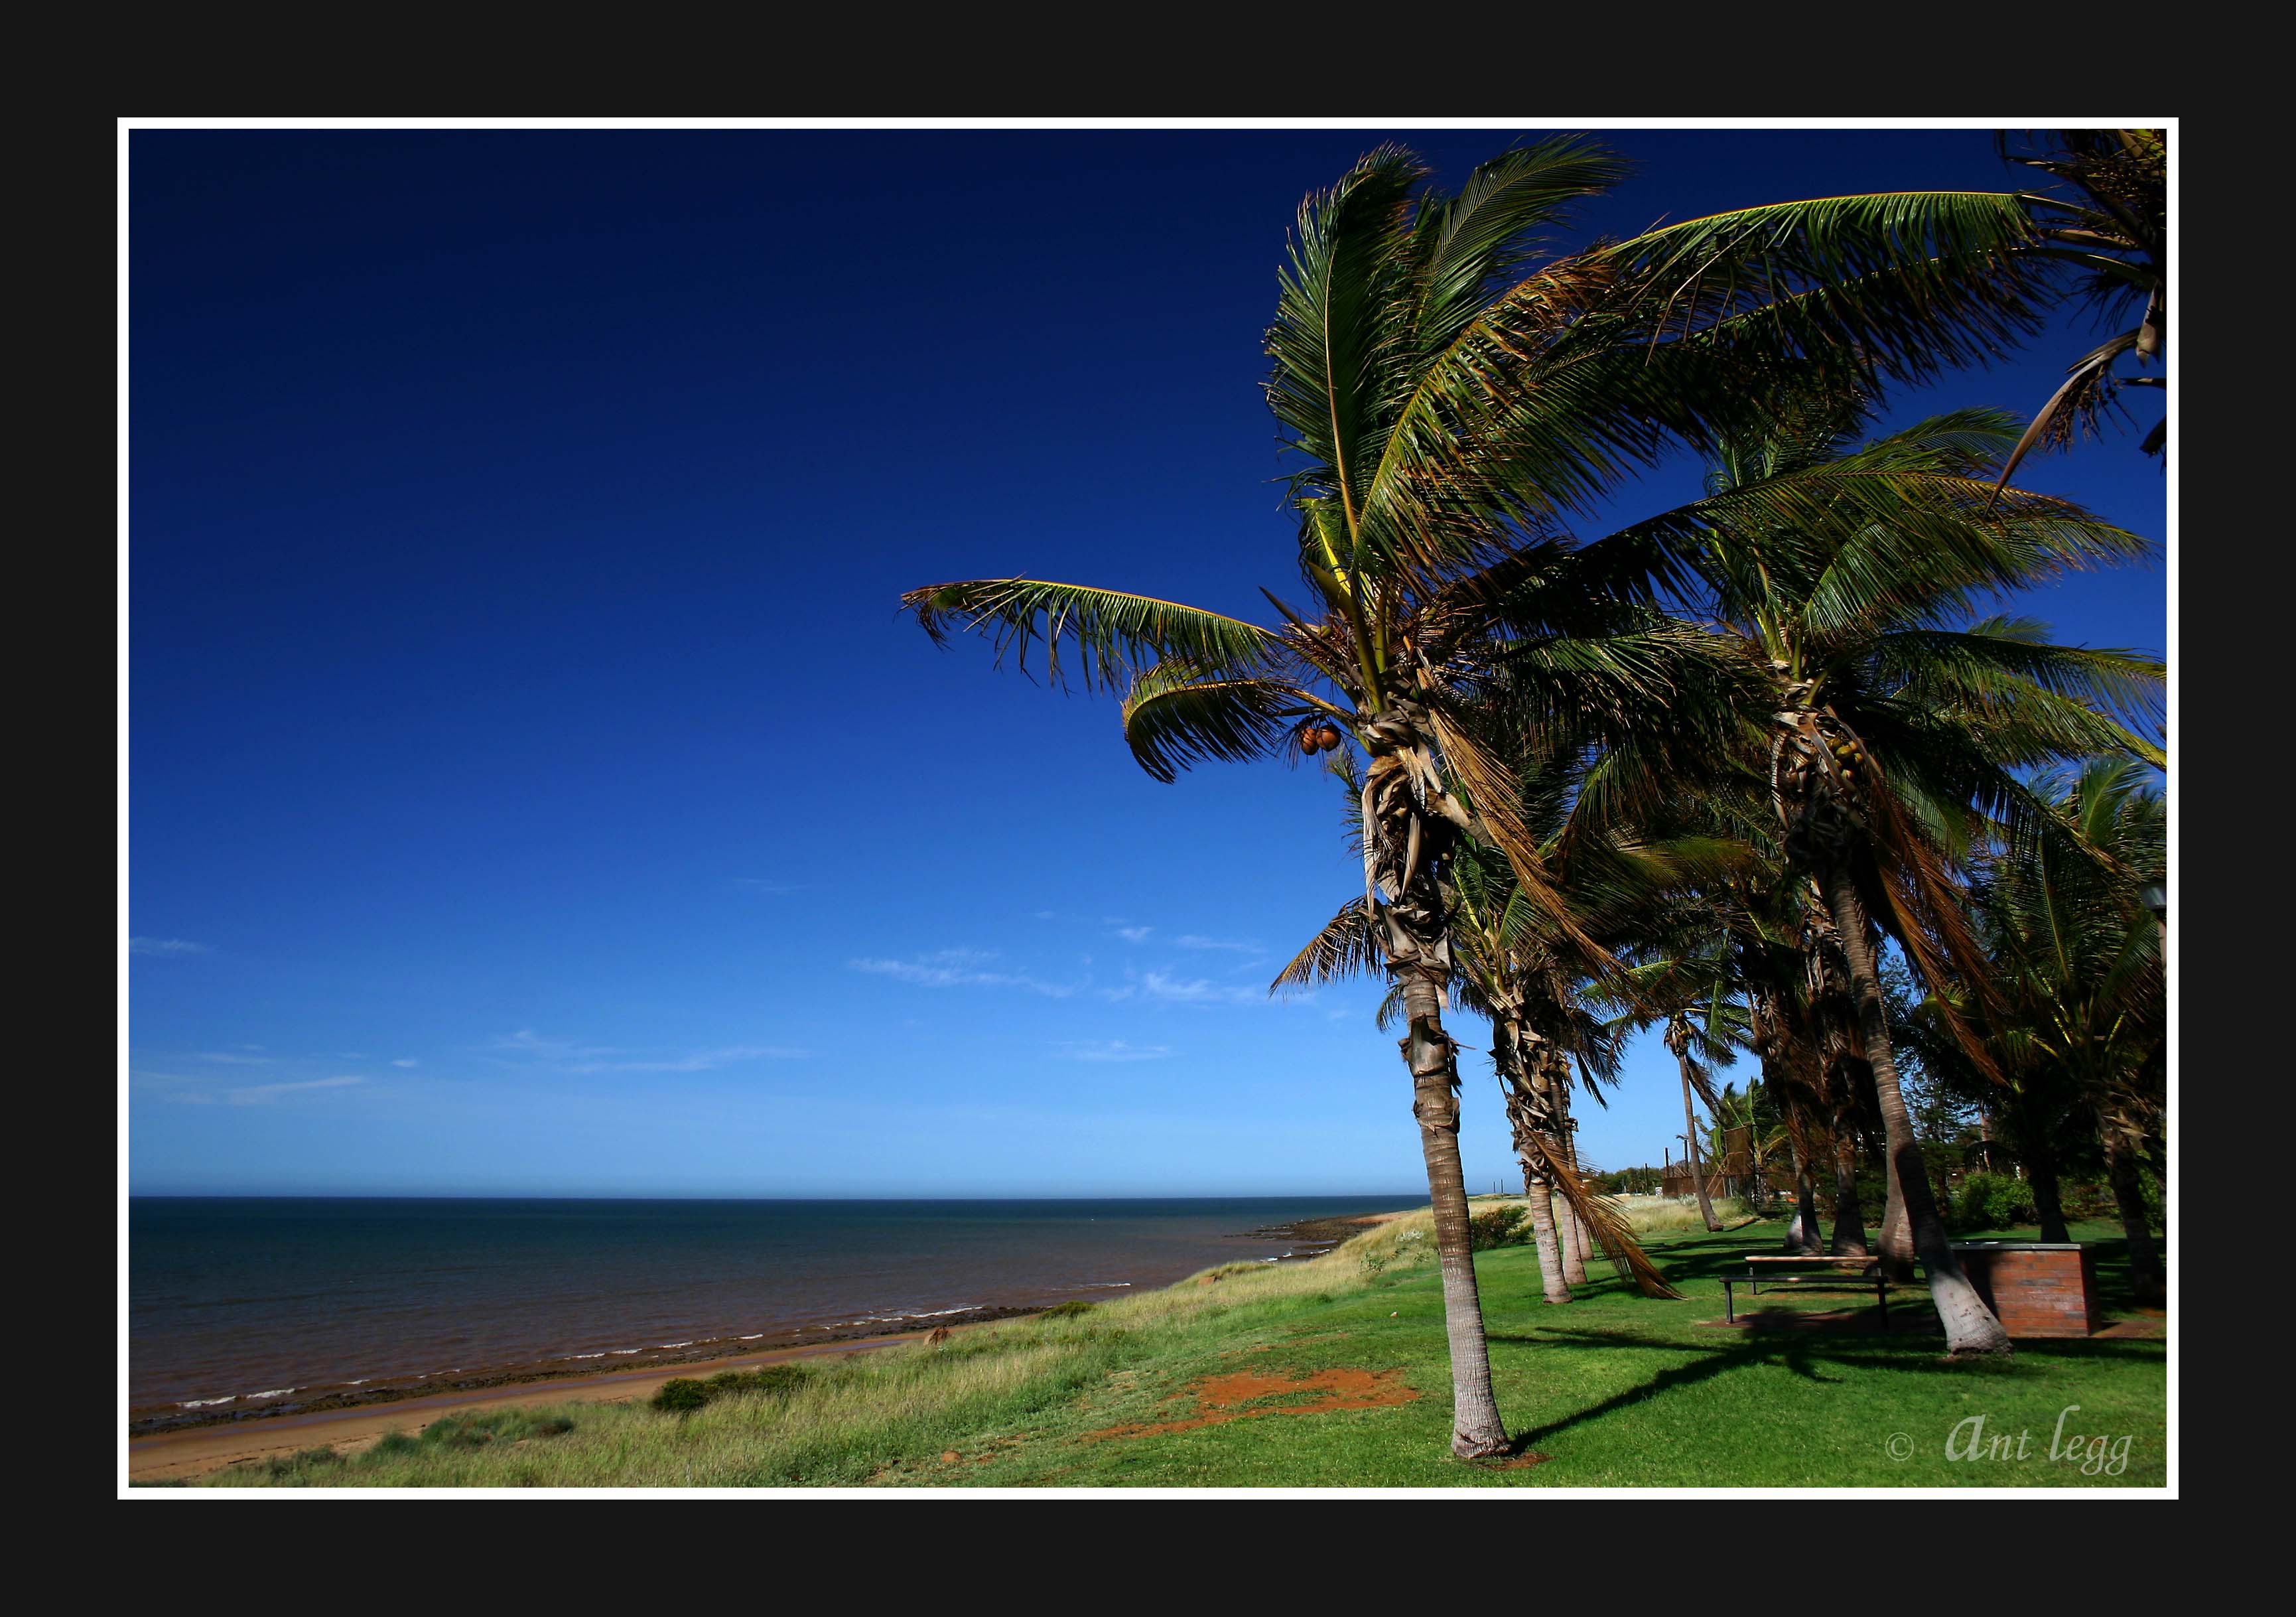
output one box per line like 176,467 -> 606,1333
127,127 -> 2166,1198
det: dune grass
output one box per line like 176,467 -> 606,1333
203,1212 -> 2165,1488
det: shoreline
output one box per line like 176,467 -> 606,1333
127,1210 -> 1411,1472
126,1328 -> 946,1484
128,1302 -> 1049,1441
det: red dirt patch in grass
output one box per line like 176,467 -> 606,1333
1085,1367 -> 1420,1441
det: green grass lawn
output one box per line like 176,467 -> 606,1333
206,1214 -> 2165,1488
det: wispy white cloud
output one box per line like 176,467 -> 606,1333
1115,926 -> 1154,942
588,1045 -> 809,1072
1057,1040 -> 1173,1063
391,1058 -> 419,1068
494,1030 -> 625,1062
1140,970 -> 1271,1006
196,1052 -> 275,1066
227,1076 -> 364,1105
849,949 -> 1077,999
1176,934 -> 1260,953
732,878 -> 802,895
493,1030 -> 807,1074
1100,969 -> 1286,1007
131,938 -> 212,956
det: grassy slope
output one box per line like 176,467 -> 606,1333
203,1214 -> 2165,1488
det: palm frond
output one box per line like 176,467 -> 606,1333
1591,191 -> 2046,386
1264,148 -> 1425,579
1122,662 -> 1323,783
1272,898 -> 1384,996
903,578 -> 1276,693
1516,1127 -> 1682,1298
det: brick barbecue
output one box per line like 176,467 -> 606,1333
1950,1241 -> 2104,1338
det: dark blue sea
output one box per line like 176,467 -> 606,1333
128,1195 -> 1408,1423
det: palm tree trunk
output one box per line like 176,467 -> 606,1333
1520,1172 -> 1572,1304
2099,1105 -> 2165,1308
1786,1139 -> 1824,1253
1503,1052 -> 1572,1306
1820,865 -> 2011,1354
1677,1054 -> 1722,1233
1554,1093 -> 1591,1283
1828,1131 -> 1869,1257
1550,1188 -> 1587,1287
1860,1061 -> 1917,1281
1373,768 -> 1510,1458
2028,1148 -> 2070,1245
1877,1180 -> 1914,1280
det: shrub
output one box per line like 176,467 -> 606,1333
653,1364 -> 814,1415
425,1409 -> 578,1446
259,1446 -> 346,1478
707,1365 -> 810,1399
1037,1300 -> 1097,1320
1469,1204 -> 1530,1251
1355,1220 -> 1431,1278
1956,1171 -> 2039,1231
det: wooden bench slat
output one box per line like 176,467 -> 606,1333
1743,1255 -> 1877,1264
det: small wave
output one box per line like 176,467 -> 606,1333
1082,1282 -> 1134,1289
659,1341 -> 694,1349
738,1334 -> 765,1340
610,1348 -> 641,1355
180,1395 -> 236,1408
572,1353 -> 606,1360
347,1379 -> 369,1385
248,1388 -> 297,1399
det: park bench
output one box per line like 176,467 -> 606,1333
1721,1253 -> 1889,1325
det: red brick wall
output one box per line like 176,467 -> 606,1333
1955,1247 -> 2102,1338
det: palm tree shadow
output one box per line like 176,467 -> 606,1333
1494,1328 -> 1845,1448
1487,1318 -> 2163,1452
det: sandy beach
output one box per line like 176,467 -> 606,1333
127,1328 -> 935,1483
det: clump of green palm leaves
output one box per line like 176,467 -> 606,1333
905,137 -> 2131,1452
1906,758 -> 2165,1301
1993,128 -> 2167,490
1572,388 -> 2163,1350
1272,766 -> 1697,1305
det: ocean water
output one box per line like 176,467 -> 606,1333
128,1195 -> 1408,1422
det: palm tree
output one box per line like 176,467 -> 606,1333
1615,397 -> 2164,1351
1993,129 -> 2167,493
1599,934 -> 1753,1234
1272,825 -> 1683,1307
1727,895 -> 1842,1253
1938,758 -> 2166,1302
906,140 -> 2062,1444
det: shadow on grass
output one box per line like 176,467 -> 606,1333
1486,1323 -> 2163,1450
1495,1329 -> 1848,1448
